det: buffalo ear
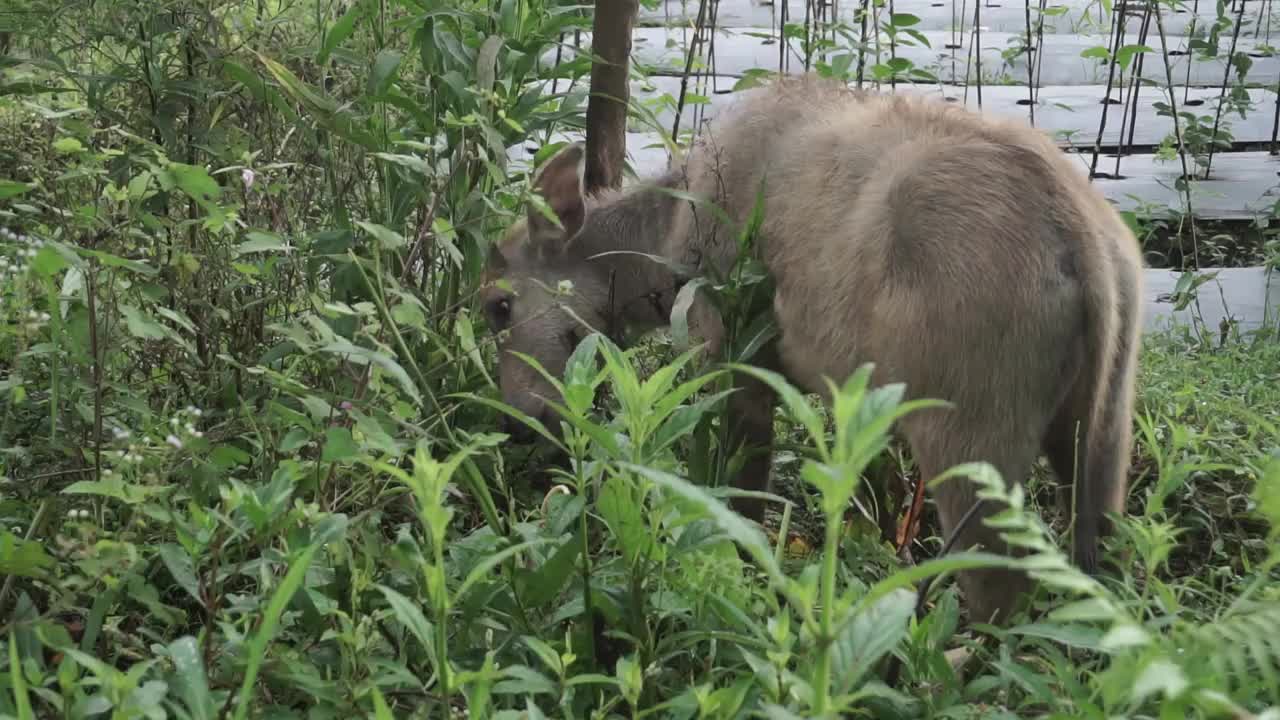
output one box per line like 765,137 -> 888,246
485,240 -> 508,274
526,142 -> 587,253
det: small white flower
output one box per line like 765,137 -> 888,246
241,168 -> 256,190
170,417 -> 180,426
166,434 -> 183,449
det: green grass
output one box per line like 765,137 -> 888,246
1,0 -> 1279,717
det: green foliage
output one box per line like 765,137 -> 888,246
1,0 -> 1278,717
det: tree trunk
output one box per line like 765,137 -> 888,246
583,0 -> 639,193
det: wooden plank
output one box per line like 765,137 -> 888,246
540,26 -> 1280,86
630,75 -> 1280,147
1144,266 -> 1279,335
508,129 -> 1280,219
639,0 -> 1278,39
622,26 -> 1280,86
1082,150 -> 1280,218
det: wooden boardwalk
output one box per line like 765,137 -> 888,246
514,0 -> 1280,334
639,0 -> 1278,38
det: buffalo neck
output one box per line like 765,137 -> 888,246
573,171 -> 691,340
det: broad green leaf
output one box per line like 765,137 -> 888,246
127,170 -> 153,201
669,277 -> 709,352
390,294 -> 427,329
166,162 -> 223,207
62,476 -> 167,504
321,426 -> 359,463
621,462 -> 788,592
455,310 -> 494,387
1131,658 -> 1189,704
598,474 -> 653,565
901,27 -> 933,47
521,636 -> 565,678
367,49 -> 405,97
120,304 -> 168,340
456,538 -> 553,601
1046,597 -> 1119,622
254,52 -> 378,149
650,389 -> 735,453
235,231 -> 290,256
53,137 -> 83,154
31,245 -> 69,277
493,665 -> 557,696
562,332 -> 604,396
318,338 -> 421,403
1115,44 -> 1154,69
0,530 -> 54,578
10,634 -> 34,720
153,306 -> 196,335
520,528 -> 583,608
355,220 -> 407,250
831,588 -> 917,692
318,0 -> 366,65
255,52 -> 336,112
372,152 -> 433,176
157,544 -> 205,609
60,266 -> 84,319
370,688 -> 394,720
1006,621 -> 1104,650
992,655 -> 1057,704
0,80 -> 59,97
477,35 -> 504,92
450,392 -> 565,451
166,637 -> 216,720
377,585 -> 437,658
0,179 -> 34,199
431,217 -> 464,267
1099,622 -> 1152,651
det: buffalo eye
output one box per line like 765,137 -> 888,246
487,298 -> 512,328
